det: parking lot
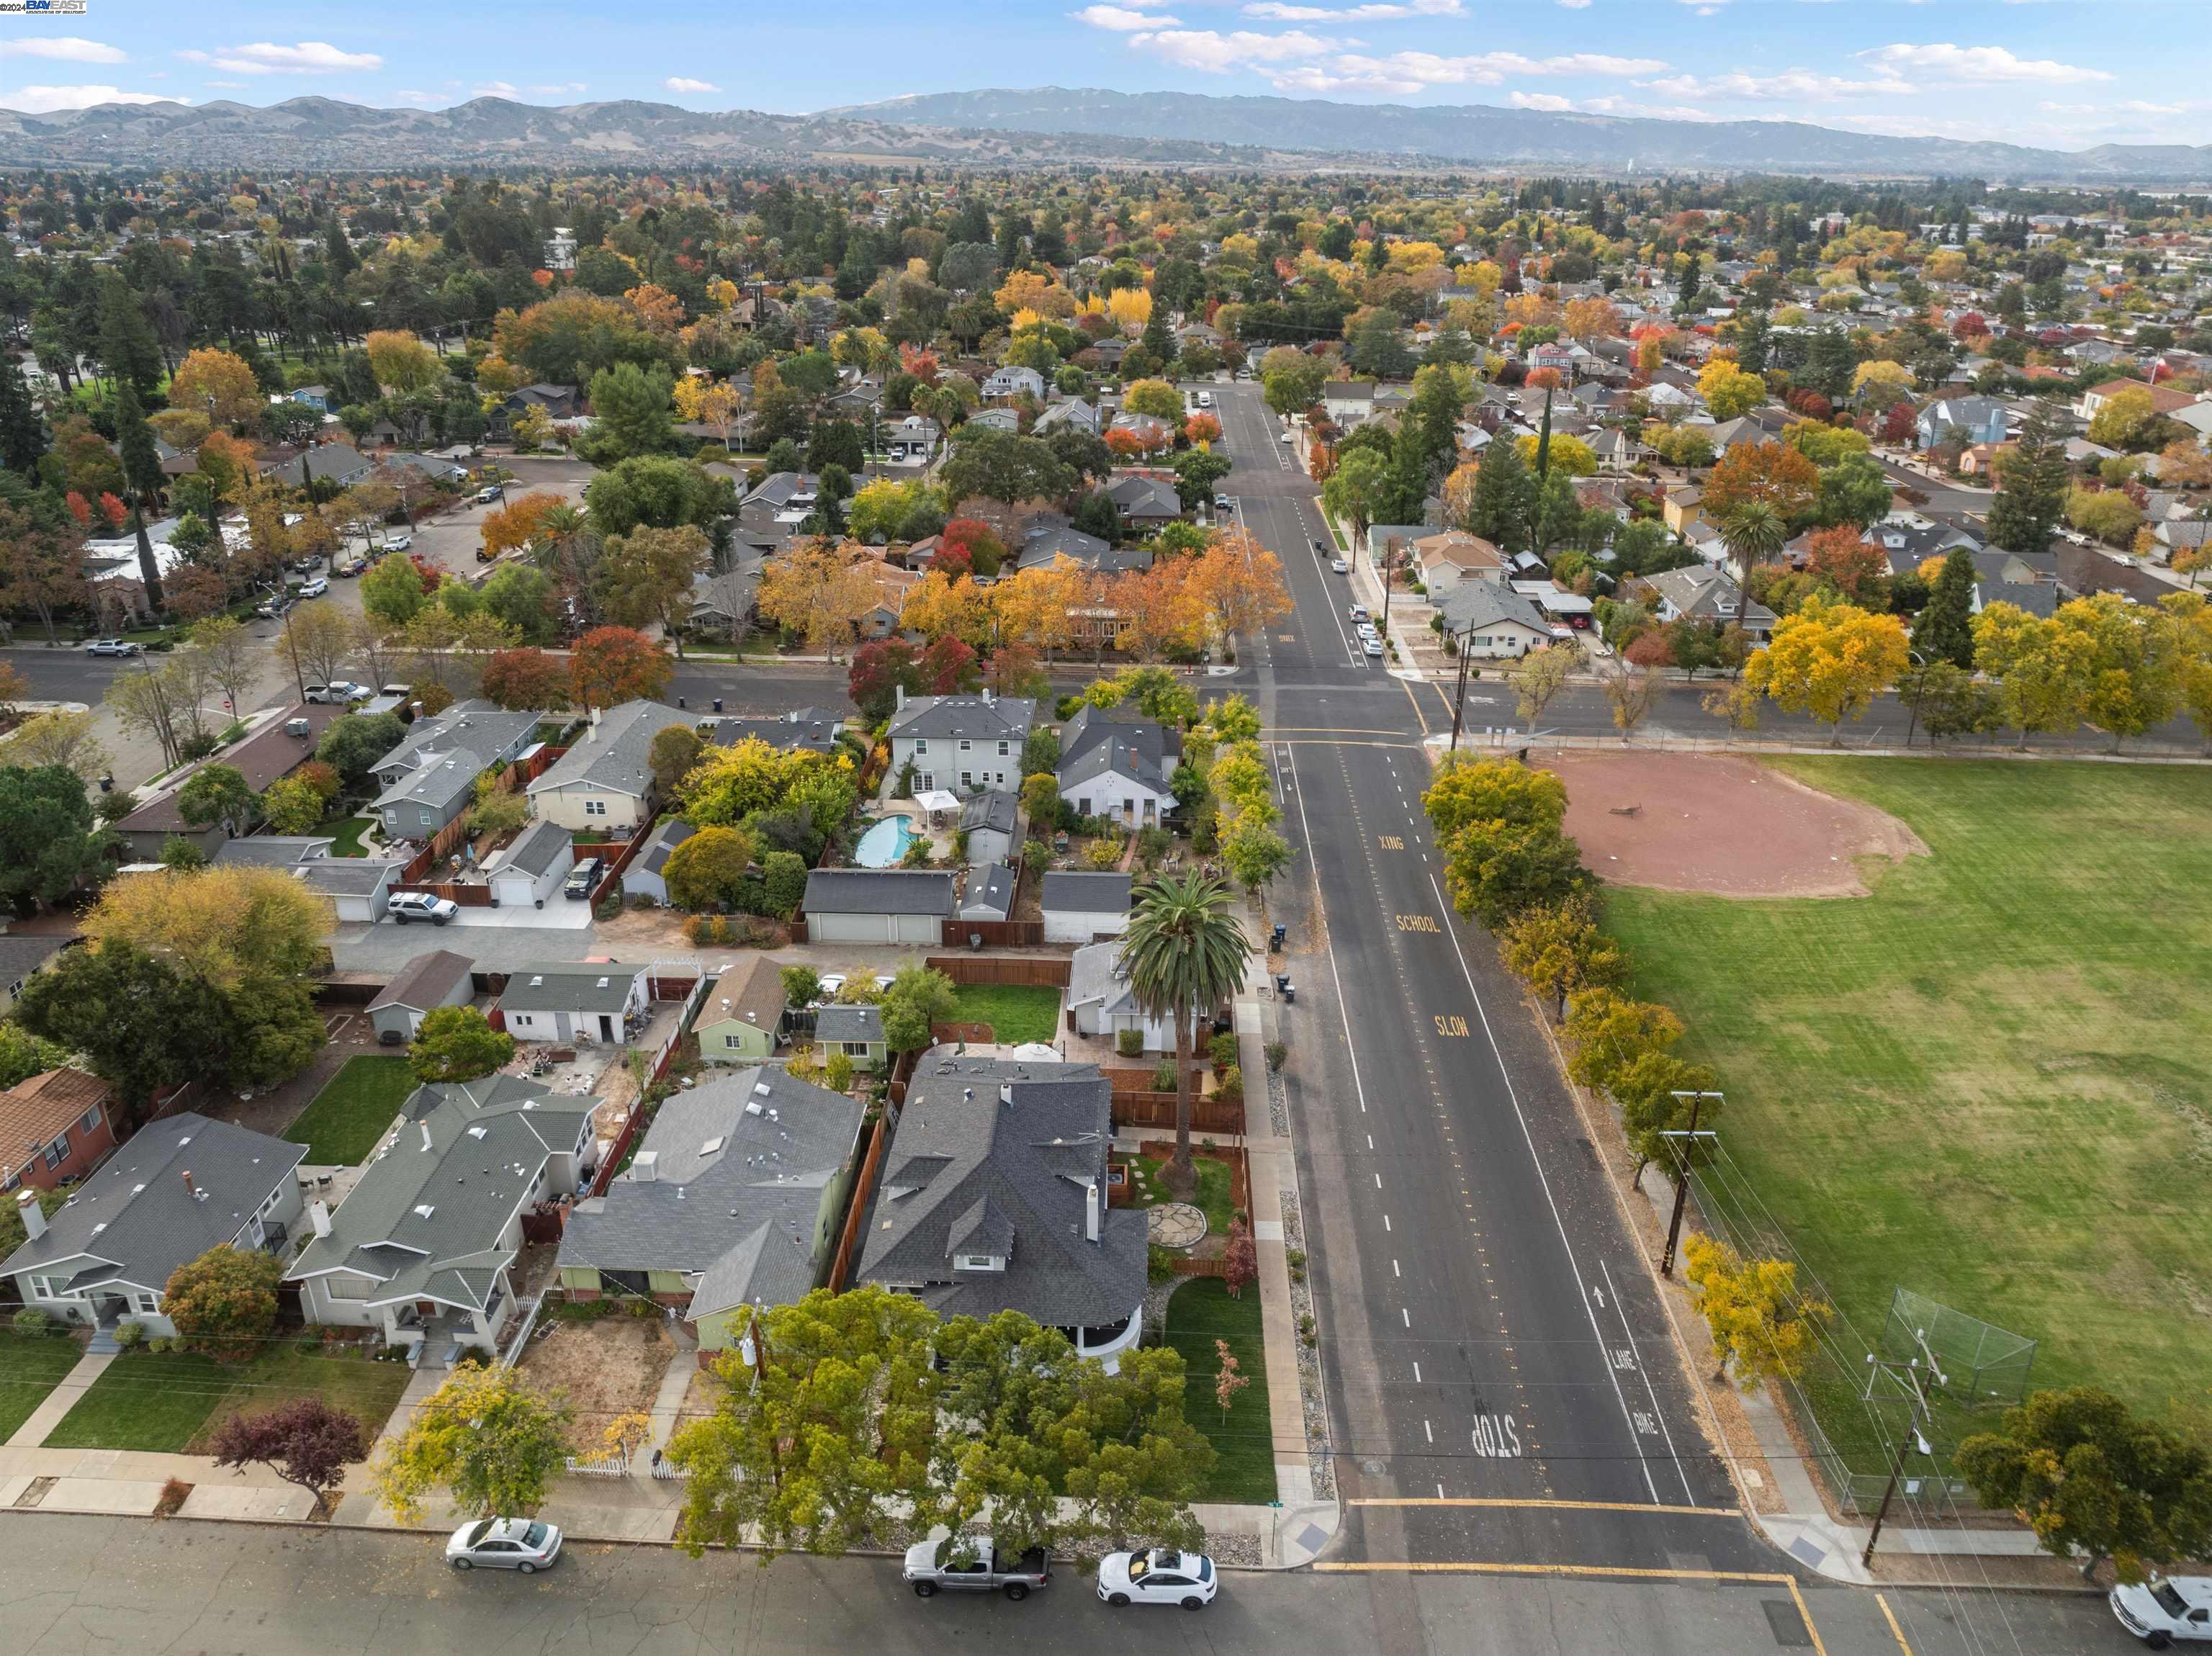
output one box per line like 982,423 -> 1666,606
403,454 -> 595,580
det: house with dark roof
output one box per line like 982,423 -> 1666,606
1040,871 -> 1132,945
4,1112 -> 304,1343
1637,564 -> 1779,644
1103,473 -> 1184,533
498,961 -> 651,1046
959,788 -> 1020,868
1017,518 -> 1151,576
0,932 -> 74,1018
801,869 -> 956,946
369,704 -> 545,840
525,701 -> 689,832
886,690 -> 1035,797
708,708 -> 844,757
814,1004 -> 888,1071
622,818 -> 696,906
113,704 -> 343,862
557,1066 -> 863,1349
0,1068 -> 114,1194
957,864 -> 1017,927
1056,706 -> 1180,828
734,471 -> 824,558
287,1077 -> 595,1364
210,834 -> 405,923
691,955 -> 788,1065
488,816 -> 572,911
1434,580 -> 1561,659
367,949 -> 476,1045
857,1053 -> 1144,1372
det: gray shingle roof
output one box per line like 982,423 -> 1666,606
503,963 -> 646,1015
1040,872 -> 1130,916
289,860 -> 400,899
886,693 -> 1035,745
856,1054 -> 1143,1328
1057,707 -> 1179,794
813,1003 -> 884,1045
370,949 -> 475,1016
214,836 -> 335,867
958,865 -> 1016,922
2,1112 -> 304,1295
803,869 -> 955,917
503,816 -> 572,879
637,817 -> 695,878
1436,580 -> 1557,637
374,747 -> 487,816
709,709 -> 843,756
372,704 -> 543,785
289,1079 -> 595,1313
960,789 -> 1019,836
557,1067 -> 861,1318
527,701 -> 689,800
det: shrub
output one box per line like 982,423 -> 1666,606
113,1320 -> 146,1350
11,1307 -> 50,1336
155,1477 -> 192,1517
1152,1059 -> 1177,1092
1265,1038 -> 1288,1073
1084,837 -> 1122,870
1216,1063 -> 1244,1103
1116,1028 -> 1144,1058
825,1051 -> 856,1093
1208,1030 -> 1239,1071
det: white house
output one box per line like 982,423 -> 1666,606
487,817 -> 573,910
1066,938 -> 1207,1053
525,701 -> 690,832
1040,872 -> 1132,945
1056,706 -> 1179,828
1434,581 -> 1560,659
498,962 -> 651,1046
886,690 -> 1035,797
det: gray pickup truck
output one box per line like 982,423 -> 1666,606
902,1534 -> 1050,1600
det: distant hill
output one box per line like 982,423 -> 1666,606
1,89 -> 2206,181
831,86 -> 2212,184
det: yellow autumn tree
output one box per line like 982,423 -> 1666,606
1683,1235 -> 1830,1393
86,864 -> 331,989
1742,595 -> 1909,744
1105,286 -> 1154,330
169,348 -> 264,428
901,570 -> 995,649
993,269 -> 1074,319
754,540 -> 878,661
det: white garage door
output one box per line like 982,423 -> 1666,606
809,912 -> 893,943
333,894 -> 374,924
892,914 -> 942,945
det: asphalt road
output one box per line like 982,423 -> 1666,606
0,1513 -> 2121,1656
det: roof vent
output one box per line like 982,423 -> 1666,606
596,976 -> 609,989
700,1136 -> 725,1156
467,1126 -> 487,1140
745,1099 -> 763,1117
413,1204 -> 434,1218
529,975 -> 544,988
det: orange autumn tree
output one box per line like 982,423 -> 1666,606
1190,530 -> 1293,644
1704,440 -> 1820,523
480,491 -> 567,559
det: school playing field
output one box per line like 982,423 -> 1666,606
1599,757 -> 2212,1451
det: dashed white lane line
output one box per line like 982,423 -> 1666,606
1375,1172 -> 1383,1189
1384,1214 -> 1392,1231
1424,1420 -> 1434,1444
1393,1259 -> 1401,1277
1401,1307 -> 1411,1328
1413,1362 -> 1422,1382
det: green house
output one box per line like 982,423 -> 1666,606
690,955 -> 788,1065
812,1002 -> 888,1072
555,1066 -> 866,1349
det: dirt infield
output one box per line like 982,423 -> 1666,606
1532,750 -> 1928,898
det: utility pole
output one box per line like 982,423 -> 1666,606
1862,1331 -> 1945,1567
1657,1089 -> 1720,1277
1448,620 -> 1475,752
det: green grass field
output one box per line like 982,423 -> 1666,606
284,1056 -> 416,1164
320,816 -> 373,857
949,984 -> 1063,1046
1133,1153 -> 1238,1243
0,1331 -> 84,1442
1603,758 -> 2212,1464
1163,1278 -> 1277,1504
43,1340 -> 410,1454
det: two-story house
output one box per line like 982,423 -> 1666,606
369,702 -> 544,842
1916,396 -> 2011,451
1056,706 -> 1182,827
887,689 -> 1035,796
981,365 -> 1046,402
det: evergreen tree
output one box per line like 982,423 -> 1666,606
323,220 -> 359,281
1532,385 -> 1555,482
96,274 -> 163,398
0,354 -> 46,475
1734,309 -> 1771,377
1138,311 -> 1176,372
1912,546 -> 1977,669
1468,429 -> 1531,552
1985,398 -> 2070,554
114,382 -> 166,612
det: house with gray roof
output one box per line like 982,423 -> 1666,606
488,816 -> 572,911
886,690 -> 1035,797
622,818 -> 696,906
981,365 -> 1046,402
802,869 -> 956,945
287,1078 -> 595,1365
1040,871 -> 1132,945
857,1053 -> 1144,1372
367,948 -> 475,1045
1017,519 -> 1150,576
1434,580 -> 1562,660
814,1004 -> 888,1071
959,788 -> 1020,868
557,1066 -> 863,1349
957,864 -> 1017,927
1066,937 -> 1216,1054
4,1112 -> 304,1344
1637,564 -> 1779,644
1103,473 -> 1184,533
369,703 -> 543,840
526,700 -> 691,832
709,708 -> 844,756
1056,706 -> 1182,828
498,961 -> 651,1046
210,835 -> 403,922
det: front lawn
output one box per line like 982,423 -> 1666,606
1134,1152 -> 1236,1244
0,1331 -> 84,1443
320,816 -> 373,858
1604,758 -> 2212,1479
43,1339 -> 412,1454
284,1055 -> 416,1164
948,984 -> 1063,1047
1163,1278 -> 1276,1504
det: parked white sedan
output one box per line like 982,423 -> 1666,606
446,1517 -> 562,1572
1097,1549 -> 1218,1610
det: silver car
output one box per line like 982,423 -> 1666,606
446,1517 -> 562,1572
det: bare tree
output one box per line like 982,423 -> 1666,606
187,616 -> 267,723
1604,667 -> 1657,742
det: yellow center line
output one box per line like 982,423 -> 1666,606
1349,1497 -> 1740,1518
1269,726 -> 1414,737
1877,1591 -> 1914,1656
1400,678 -> 1433,736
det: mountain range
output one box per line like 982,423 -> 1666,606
1,88 -> 2207,182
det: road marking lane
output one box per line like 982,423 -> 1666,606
1349,1498 -> 1738,1517
1599,1256 -> 1696,1505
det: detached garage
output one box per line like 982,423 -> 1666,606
802,869 -> 955,946
489,817 -> 572,910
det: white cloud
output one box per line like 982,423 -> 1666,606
1641,68 -> 1908,102
531,83 -> 587,96
176,42 -> 382,76
1070,4 -> 1181,26
1556,0 -> 1593,7
6,84 -> 174,112
1509,91 -> 1573,111
1578,95 -> 1721,120
1862,42 -> 2109,84
1268,48 -> 1667,94
0,38 -> 126,65
392,89 -> 444,106
1244,1 -> 1462,19
1128,28 -> 1343,73
474,81 -> 520,97
665,76 -> 723,94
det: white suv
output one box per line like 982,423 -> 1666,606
387,892 -> 459,927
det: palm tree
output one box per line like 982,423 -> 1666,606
1719,501 -> 1787,595
1120,871 -> 1252,1200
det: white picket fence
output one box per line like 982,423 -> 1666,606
564,1445 -> 630,1478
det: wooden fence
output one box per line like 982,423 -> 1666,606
955,918 -> 1046,947
1111,1087 -> 1246,1135
392,746 -> 567,889
827,1110 -> 892,1293
924,955 -> 1071,988
585,973 -> 711,1197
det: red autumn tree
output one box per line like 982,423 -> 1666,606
208,1398 -> 367,1520
917,634 -> 980,695
569,625 -> 672,711
938,518 -> 1005,578
1183,413 -> 1223,446
1802,525 -> 1890,608
481,647 -> 575,711
848,636 -> 921,724
1624,629 -> 1676,672
1881,401 -> 1917,445
928,542 -> 973,580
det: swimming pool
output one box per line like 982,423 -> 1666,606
853,814 -> 920,868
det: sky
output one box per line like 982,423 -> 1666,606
1,0 -> 2205,150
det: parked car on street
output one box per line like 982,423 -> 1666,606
1363,637 -> 1385,658
384,534 -> 413,552
475,485 -> 504,505
297,576 -> 329,599
902,1534 -> 1049,1600
332,555 -> 367,577
303,682 -> 369,704
2111,1576 -> 2212,1646
1331,557 -> 1349,574
564,857 -> 603,900
1096,1549 -> 1218,1610
446,1518 -> 562,1573
1347,603 -> 1370,622
83,638 -> 141,657
387,892 -> 459,927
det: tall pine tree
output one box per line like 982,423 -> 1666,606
96,274 -> 163,399
0,355 -> 46,475
1467,427 -> 1530,553
1985,398 -> 2069,554
114,382 -> 166,613
1911,546 -> 1977,669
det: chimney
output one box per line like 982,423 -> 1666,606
894,684 -> 906,711
181,1169 -> 198,1200
999,1083 -> 1013,1107
981,686 -> 995,706
420,1122 -> 433,1153
631,1151 -> 657,1183
15,1189 -> 43,1242
309,1200 -> 333,1239
1084,1179 -> 1100,1244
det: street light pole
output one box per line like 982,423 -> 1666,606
1658,1089 -> 1720,1278
1448,621 -> 1475,752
